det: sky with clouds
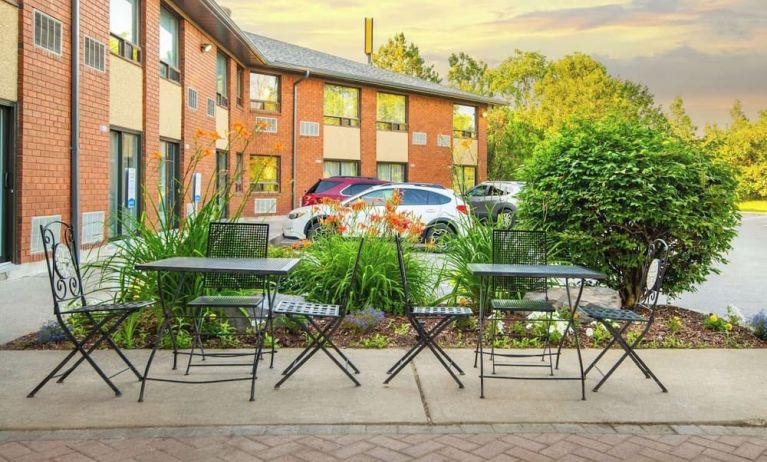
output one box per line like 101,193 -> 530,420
220,0 -> 767,127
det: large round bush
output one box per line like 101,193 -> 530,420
517,116 -> 740,307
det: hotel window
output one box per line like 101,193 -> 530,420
250,156 -> 280,192
236,65 -> 244,107
109,0 -> 141,63
158,140 -> 180,227
216,51 -> 229,108
34,11 -> 63,55
159,7 -> 180,82
216,150 -> 229,217
108,130 -> 141,238
323,160 -> 359,177
324,84 -> 359,127
376,93 -> 407,131
235,152 -> 243,193
453,104 -> 477,139
377,162 -> 407,182
250,73 -> 280,112
453,165 -> 477,193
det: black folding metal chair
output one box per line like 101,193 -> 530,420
582,239 -> 670,393
273,238 -> 364,388
385,235 -> 472,388
473,229 -> 558,375
185,222 -> 273,376
28,221 -> 151,398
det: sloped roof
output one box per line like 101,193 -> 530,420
245,32 -> 504,106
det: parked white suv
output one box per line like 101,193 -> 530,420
283,184 -> 469,241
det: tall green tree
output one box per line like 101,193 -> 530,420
668,96 -> 698,142
704,101 -> 767,199
372,33 -> 441,83
447,52 -> 491,95
489,50 -> 548,106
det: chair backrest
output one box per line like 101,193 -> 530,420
339,237 -> 366,316
492,229 -> 548,299
40,221 -> 87,313
204,221 -> 269,290
394,235 -> 415,315
639,239 -> 670,312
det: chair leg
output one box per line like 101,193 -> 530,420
384,318 -> 453,382
544,312 -> 554,376
593,321 -> 666,393
250,313 -> 267,401
490,311 -> 498,374
56,312 -> 134,383
280,318 -> 335,375
386,317 -> 451,375
583,323 -> 630,378
418,319 -> 464,388
185,312 -> 205,376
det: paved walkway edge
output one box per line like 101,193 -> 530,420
2,423 -> 767,443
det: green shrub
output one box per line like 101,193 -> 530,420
518,115 -> 740,307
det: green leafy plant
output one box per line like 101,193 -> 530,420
343,307 -> 386,333
442,215 -> 494,309
359,334 -> 389,349
749,310 -> 767,340
518,115 -> 740,307
704,313 -> 733,333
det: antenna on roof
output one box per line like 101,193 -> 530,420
364,17 -> 374,65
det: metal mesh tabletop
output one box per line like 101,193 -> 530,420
135,257 -> 300,275
468,263 -> 606,280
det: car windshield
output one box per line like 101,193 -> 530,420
308,180 -> 340,194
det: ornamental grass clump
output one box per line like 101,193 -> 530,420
288,191 -> 437,314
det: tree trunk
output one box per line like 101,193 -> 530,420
619,268 -> 644,308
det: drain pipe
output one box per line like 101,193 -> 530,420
291,70 -> 310,209
70,0 -> 80,257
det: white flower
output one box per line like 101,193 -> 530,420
586,328 -> 594,337
525,323 -> 533,330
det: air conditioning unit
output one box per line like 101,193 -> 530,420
255,198 -> 277,214
412,132 -> 427,146
300,121 -> 320,137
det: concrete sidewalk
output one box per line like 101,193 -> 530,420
2,348 -> 766,431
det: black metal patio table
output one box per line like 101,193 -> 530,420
468,263 -> 606,400
135,256 -> 300,402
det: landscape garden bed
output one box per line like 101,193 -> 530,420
3,304 -> 765,351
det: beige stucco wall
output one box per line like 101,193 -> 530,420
215,107 -> 228,149
109,59 -> 143,130
0,2 -> 18,102
158,79 -> 181,140
453,138 -> 478,166
323,125 -> 360,160
376,130 -> 408,162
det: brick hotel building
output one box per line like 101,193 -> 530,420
0,0 -> 500,268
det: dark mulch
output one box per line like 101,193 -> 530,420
2,305 -> 764,351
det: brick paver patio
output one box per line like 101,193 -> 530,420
2,425 -> 766,461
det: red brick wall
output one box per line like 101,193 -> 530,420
142,0 -> 160,224
180,19 -> 217,208
17,0 -> 72,262
293,78 -> 324,209
78,0 -> 111,250
359,86 -> 377,177
407,94 -> 454,187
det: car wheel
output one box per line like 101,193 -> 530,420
496,208 -> 516,228
305,219 -> 324,240
424,223 -> 454,250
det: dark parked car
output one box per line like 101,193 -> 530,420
464,181 -> 524,225
301,176 -> 389,206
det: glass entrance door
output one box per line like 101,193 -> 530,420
0,107 -> 9,262
109,130 -> 141,238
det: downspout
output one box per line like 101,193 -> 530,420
70,0 -> 80,258
291,70 -> 310,209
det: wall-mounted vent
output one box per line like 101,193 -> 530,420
206,97 -> 215,117
412,132 -> 427,146
188,88 -> 198,110
299,121 -> 320,137
84,36 -> 106,71
81,211 -> 105,244
254,198 -> 277,214
437,134 -> 451,148
33,10 -> 62,55
256,117 -> 278,133
31,215 -> 62,254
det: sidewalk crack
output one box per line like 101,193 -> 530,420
411,361 -> 432,425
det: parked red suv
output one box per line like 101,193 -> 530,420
302,176 -> 389,206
